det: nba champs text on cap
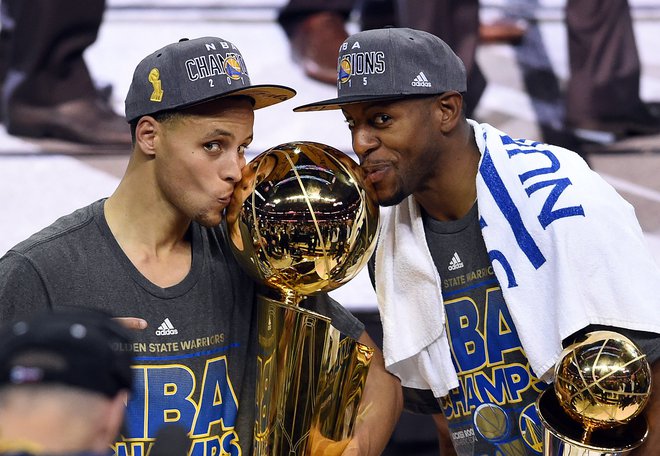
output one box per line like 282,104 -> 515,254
294,27 -> 467,112
125,36 -> 296,122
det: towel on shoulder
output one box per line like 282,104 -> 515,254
375,120 -> 660,398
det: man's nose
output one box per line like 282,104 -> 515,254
351,126 -> 378,160
223,152 -> 245,182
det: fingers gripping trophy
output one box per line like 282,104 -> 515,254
537,330 -> 653,456
226,141 -> 380,455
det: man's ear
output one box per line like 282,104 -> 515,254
435,91 -> 464,134
134,116 -> 159,157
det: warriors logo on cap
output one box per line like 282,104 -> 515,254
338,58 -> 352,84
224,54 -> 243,80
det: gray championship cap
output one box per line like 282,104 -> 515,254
294,28 -> 466,112
126,37 -> 296,122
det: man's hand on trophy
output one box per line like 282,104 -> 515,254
350,333 -> 404,455
308,425 -> 350,455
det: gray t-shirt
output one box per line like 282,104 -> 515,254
0,199 -> 364,455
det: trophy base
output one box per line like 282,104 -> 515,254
537,389 -> 648,455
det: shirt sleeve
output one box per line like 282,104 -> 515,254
0,251 -> 52,323
302,293 -> 365,341
565,324 -> 660,364
402,386 -> 442,414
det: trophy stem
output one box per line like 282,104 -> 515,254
282,289 -> 302,306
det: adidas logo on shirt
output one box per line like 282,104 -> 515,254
448,252 -> 464,271
411,71 -> 432,87
156,317 -> 179,336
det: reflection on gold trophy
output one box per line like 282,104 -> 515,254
226,141 -> 380,455
537,330 -> 652,455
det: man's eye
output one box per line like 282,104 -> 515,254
203,142 -> 222,153
238,144 -> 249,156
373,114 -> 391,125
344,118 -> 355,129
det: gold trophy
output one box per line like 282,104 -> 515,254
537,330 -> 652,455
226,141 -> 380,455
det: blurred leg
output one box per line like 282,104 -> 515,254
1,0 -> 131,145
278,0 -> 356,84
566,0 -> 660,136
395,0 -> 486,117
3,0 -> 102,107
359,0 -> 397,30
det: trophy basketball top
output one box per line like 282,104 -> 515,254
554,330 -> 652,430
226,141 -> 380,304
537,330 -> 652,453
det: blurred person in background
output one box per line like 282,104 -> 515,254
0,311 -> 134,455
279,0 -> 660,144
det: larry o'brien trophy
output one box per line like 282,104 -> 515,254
226,141 -> 380,455
537,330 -> 652,455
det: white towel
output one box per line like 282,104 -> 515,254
375,199 -> 458,396
375,120 -> 660,398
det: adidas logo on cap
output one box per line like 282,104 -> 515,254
156,318 -> 179,336
411,71 -> 432,88
448,252 -> 464,271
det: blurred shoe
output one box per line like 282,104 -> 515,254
1,81 -> 116,126
479,19 -> 527,45
289,12 -> 348,85
568,103 -> 660,142
5,97 -> 131,146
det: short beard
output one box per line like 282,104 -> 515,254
376,188 -> 407,207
